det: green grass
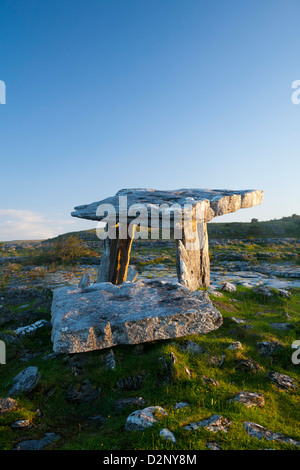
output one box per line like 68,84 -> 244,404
0,286 -> 299,450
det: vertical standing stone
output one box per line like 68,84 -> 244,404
97,224 -> 135,285
176,219 -> 210,290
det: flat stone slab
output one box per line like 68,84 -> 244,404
71,188 -> 263,224
50,279 -> 223,353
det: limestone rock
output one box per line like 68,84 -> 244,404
8,367 -> 41,396
181,339 -> 205,355
160,428 -> 176,443
78,274 -> 90,290
11,420 -> 32,429
0,397 -> 18,414
227,341 -> 243,350
184,414 -> 232,433
236,358 -> 264,373
125,406 -> 168,432
66,380 -> 101,403
267,372 -> 296,391
243,422 -> 300,447
270,323 -> 294,331
221,282 -> 237,293
174,402 -> 190,410
230,391 -> 265,408
51,280 -> 223,353
207,442 -> 222,450
117,375 -> 143,391
15,320 -> 50,336
104,349 -> 116,370
201,376 -> 220,387
13,432 -> 61,450
256,341 -> 282,357
127,266 -> 138,282
115,397 -> 146,411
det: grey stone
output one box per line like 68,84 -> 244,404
227,341 -> 243,350
221,282 -> 237,293
174,402 -> 190,410
51,280 -> 223,353
256,341 -> 282,357
125,406 -> 168,432
160,428 -> 176,443
243,422 -> 300,447
278,289 -> 291,299
66,380 -> 101,403
11,420 -> 32,429
15,319 -> 50,336
207,441 -> 222,450
182,339 -> 205,355
184,414 -> 232,433
127,266 -> 138,282
208,355 -> 226,367
0,397 -> 18,414
78,273 -> 90,289
117,375 -> 143,391
104,349 -> 116,370
13,432 -> 61,450
8,367 -> 41,396
270,323 -> 295,331
115,397 -> 146,411
236,358 -> 264,373
267,372 -> 296,391
230,391 -> 265,408
201,376 -> 220,387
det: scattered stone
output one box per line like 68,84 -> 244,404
230,391 -> 265,408
125,406 -> 168,432
243,422 -> 300,447
184,415 -> 232,433
8,367 -> 41,396
104,349 -> 116,370
170,352 -> 178,365
0,397 -> 18,414
208,355 -> 226,367
13,432 -> 61,450
221,282 -> 237,293
42,352 -> 61,361
256,341 -> 282,357
3,286 -> 50,306
174,402 -> 190,410
181,340 -> 205,355
270,323 -> 295,331
267,372 -> 296,391
117,375 -> 143,391
11,420 -> 32,429
254,286 -> 273,297
200,375 -> 220,387
278,289 -> 291,299
236,358 -> 264,373
78,274 -> 90,289
127,266 -> 138,282
228,317 -> 246,324
115,397 -> 146,411
207,441 -> 222,450
15,319 -> 50,336
227,341 -> 243,350
66,380 -> 101,403
19,351 -> 40,362
159,428 -> 176,444
184,366 -> 192,379
210,291 -> 223,298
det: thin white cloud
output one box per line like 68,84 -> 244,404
0,209 -> 77,241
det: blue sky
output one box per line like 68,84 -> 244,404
0,0 -> 299,240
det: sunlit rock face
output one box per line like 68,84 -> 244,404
51,279 -> 222,353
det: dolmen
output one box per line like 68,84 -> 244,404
51,188 -> 263,352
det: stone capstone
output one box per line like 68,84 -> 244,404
51,279 -> 223,353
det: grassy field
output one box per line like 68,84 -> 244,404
0,285 -> 299,450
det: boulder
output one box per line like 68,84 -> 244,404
243,422 -> 299,447
230,391 -> 265,408
184,414 -> 232,433
125,406 -> 168,432
51,280 -> 223,353
8,367 -> 41,396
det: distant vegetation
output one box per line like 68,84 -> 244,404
207,215 -> 300,239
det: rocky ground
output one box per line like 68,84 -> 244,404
0,236 -> 299,450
